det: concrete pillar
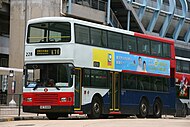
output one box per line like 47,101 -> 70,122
9,0 -> 61,95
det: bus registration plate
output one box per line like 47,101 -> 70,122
40,106 -> 51,109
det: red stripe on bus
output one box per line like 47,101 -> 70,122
134,32 -> 174,44
122,70 -> 170,78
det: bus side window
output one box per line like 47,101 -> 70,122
123,73 -> 129,89
83,69 -> 90,87
151,41 -> 162,56
153,77 -> 164,91
163,78 -> 169,92
123,35 -> 128,51
90,28 -> 102,46
163,43 -> 171,58
127,36 -> 137,52
75,24 -> 90,44
137,38 -> 150,55
108,31 -> 122,50
127,74 -> 137,89
90,28 -> 107,48
151,77 -> 157,91
176,60 -> 182,72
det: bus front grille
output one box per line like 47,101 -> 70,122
34,93 -> 58,105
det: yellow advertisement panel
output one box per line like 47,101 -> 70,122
93,48 -> 114,69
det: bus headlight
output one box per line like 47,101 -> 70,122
60,97 -> 67,102
26,98 -> 32,102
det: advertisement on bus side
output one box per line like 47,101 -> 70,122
176,73 -> 190,99
93,48 -> 170,76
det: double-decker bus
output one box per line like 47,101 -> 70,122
175,48 -> 190,117
22,17 -> 176,119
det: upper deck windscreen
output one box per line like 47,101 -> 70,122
27,22 -> 71,43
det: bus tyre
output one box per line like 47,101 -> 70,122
60,113 -> 68,117
153,100 -> 162,118
137,99 -> 148,118
46,113 -> 59,120
182,104 -> 187,117
89,96 -> 102,119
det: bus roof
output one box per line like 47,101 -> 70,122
27,17 -> 174,45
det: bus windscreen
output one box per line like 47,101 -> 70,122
25,63 -> 73,88
27,22 -> 71,43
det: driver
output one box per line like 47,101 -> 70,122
48,79 -> 55,86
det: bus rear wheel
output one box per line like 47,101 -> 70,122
137,99 -> 148,118
153,99 -> 162,118
88,96 -> 102,119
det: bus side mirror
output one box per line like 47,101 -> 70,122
23,66 -> 28,77
23,69 -> 26,75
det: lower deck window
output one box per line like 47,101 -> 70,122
83,69 -> 108,88
123,73 -> 169,92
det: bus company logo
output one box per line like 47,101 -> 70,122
108,53 -> 112,66
44,88 -> 48,92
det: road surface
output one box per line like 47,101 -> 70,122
1,116 -> 190,127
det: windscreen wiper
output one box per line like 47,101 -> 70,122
33,84 -> 38,90
55,86 -> 60,90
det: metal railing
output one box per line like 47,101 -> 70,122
109,9 -> 122,28
73,0 -> 122,28
73,0 -> 107,11
0,94 -> 22,116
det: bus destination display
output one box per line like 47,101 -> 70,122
35,48 -> 61,56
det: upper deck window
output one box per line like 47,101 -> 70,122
137,38 -> 150,55
27,22 -> 71,43
108,31 -> 122,50
75,25 -> 90,44
90,28 -> 107,47
123,35 -> 137,52
163,43 -> 171,58
151,41 -> 162,57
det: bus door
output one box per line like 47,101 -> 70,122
110,72 -> 120,111
74,68 -> 82,110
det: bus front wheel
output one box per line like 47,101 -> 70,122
137,99 -> 148,118
88,96 -> 102,119
46,113 -> 59,120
